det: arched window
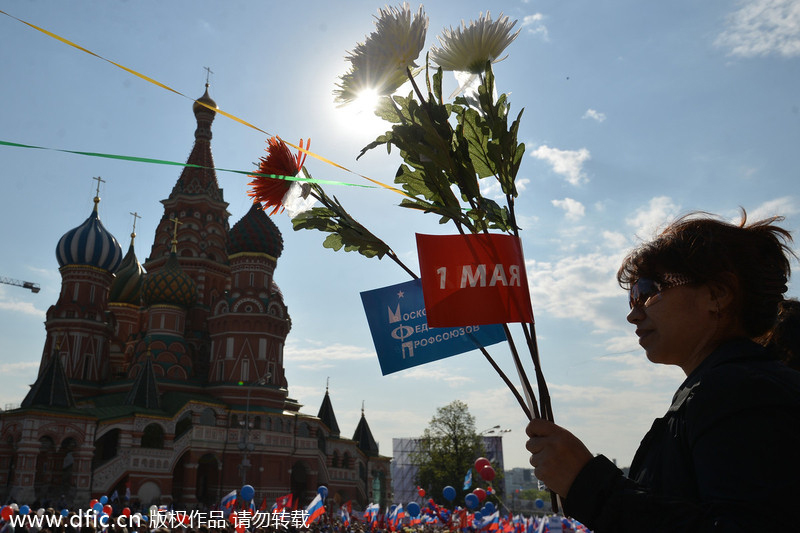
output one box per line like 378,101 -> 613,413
141,424 -> 165,449
332,451 -> 340,468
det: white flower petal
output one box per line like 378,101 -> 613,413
431,12 -> 520,73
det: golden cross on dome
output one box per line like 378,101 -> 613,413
92,176 -> 105,210
204,66 -> 214,86
129,211 -> 141,238
169,216 -> 182,253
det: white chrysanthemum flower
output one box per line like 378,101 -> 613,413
334,3 -> 428,106
430,12 -> 520,73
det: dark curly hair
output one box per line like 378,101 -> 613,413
617,211 -> 794,338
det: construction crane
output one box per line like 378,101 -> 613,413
0,276 -> 40,293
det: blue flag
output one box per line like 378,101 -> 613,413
360,279 -> 506,375
463,469 -> 473,490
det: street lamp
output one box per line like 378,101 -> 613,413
238,375 -> 269,485
479,425 -> 501,435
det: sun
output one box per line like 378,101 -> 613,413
332,88 -> 386,137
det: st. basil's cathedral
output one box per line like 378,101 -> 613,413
0,86 -> 391,510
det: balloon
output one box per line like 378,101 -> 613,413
122,507 -> 131,517
474,457 -> 491,472
92,502 -> 103,514
406,502 -> 420,517
473,488 -> 487,502
241,484 -> 255,501
473,511 -> 483,521
417,487 -> 425,498
480,465 -> 496,482
61,509 -> 69,518
90,499 -> 99,508
103,504 -> 113,515
443,486 -> 456,501
317,485 -> 328,500
1,506 -> 13,521
19,505 -> 30,516
484,501 -> 495,514
149,505 -> 158,515
535,499 -> 544,509
464,493 -> 479,510
100,496 -> 108,504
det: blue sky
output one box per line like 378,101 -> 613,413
0,0 -> 798,473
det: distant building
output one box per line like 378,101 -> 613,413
0,85 -> 390,510
392,435 -> 505,503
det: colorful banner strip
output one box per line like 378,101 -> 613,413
0,140 -> 374,189
0,9 -> 411,198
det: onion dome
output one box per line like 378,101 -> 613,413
192,85 -> 217,116
141,252 -> 197,308
109,235 -> 145,304
228,202 -> 284,258
56,198 -> 123,272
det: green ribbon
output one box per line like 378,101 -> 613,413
0,139 -> 375,188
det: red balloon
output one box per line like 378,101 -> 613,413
474,457 -> 491,472
103,504 -> 113,516
122,508 -> 131,517
90,500 -> 99,508
1,506 -> 13,521
481,465 -> 496,481
473,488 -> 487,502
418,488 -> 425,498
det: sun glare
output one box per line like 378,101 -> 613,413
353,89 -> 380,115
332,88 -> 386,137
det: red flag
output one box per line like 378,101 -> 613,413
416,233 -> 533,327
275,493 -> 293,513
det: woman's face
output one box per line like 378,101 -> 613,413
626,278 -> 720,375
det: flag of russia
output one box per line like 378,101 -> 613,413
304,494 -> 326,526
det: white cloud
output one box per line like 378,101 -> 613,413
551,198 -> 586,221
479,178 -> 531,199
285,340 -> 375,364
715,0 -> 800,58
522,13 -> 549,41
625,196 -> 681,241
527,251 -> 628,331
0,299 -> 45,318
530,145 -> 591,185
0,361 -> 39,373
748,196 -> 800,220
582,109 -> 607,122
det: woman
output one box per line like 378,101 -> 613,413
526,213 -> 800,531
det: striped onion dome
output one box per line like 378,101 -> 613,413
56,201 -> 123,272
141,252 -> 197,308
228,202 -> 284,258
109,237 -> 144,305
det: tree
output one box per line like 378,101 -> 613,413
414,400 -> 486,505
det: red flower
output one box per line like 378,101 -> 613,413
248,137 -> 309,215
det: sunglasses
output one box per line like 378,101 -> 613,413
629,273 -> 695,309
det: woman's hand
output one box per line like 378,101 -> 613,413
526,418 -> 594,497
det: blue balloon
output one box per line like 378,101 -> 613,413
100,496 -> 108,505
19,506 -> 30,516
464,493 -> 479,510
534,498 -> 544,509
484,501 -> 495,514
61,509 -> 69,517
241,484 -> 255,501
406,502 -> 420,517
474,511 -> 483,521
318,485 -> 328,500
443,486 -> 456,501
92,502 -> 103,513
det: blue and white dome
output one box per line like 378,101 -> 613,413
56,203 -> 123,272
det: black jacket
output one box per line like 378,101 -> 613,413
564,339 -> 800,532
